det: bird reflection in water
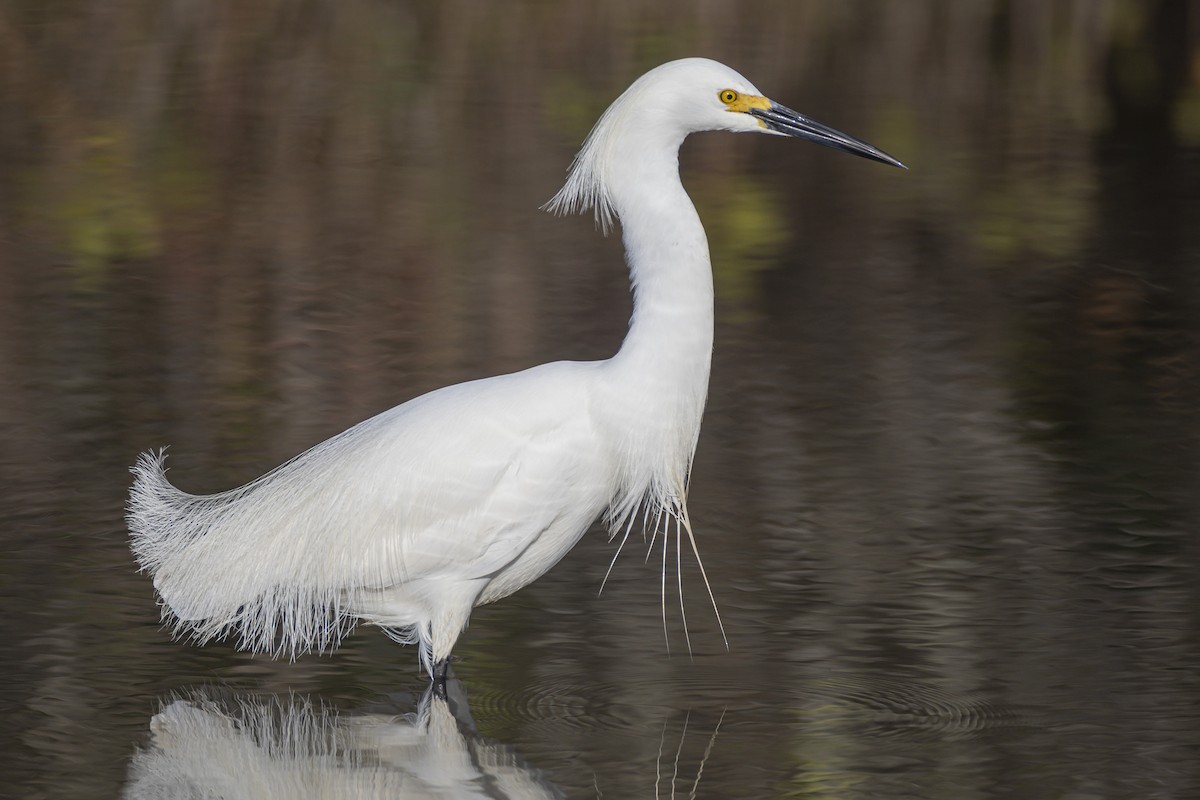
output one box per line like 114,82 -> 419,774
653,709 -> 726,800
122,681 -> 563,799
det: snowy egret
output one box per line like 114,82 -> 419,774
128,58 -> 904,681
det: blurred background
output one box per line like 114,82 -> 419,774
1,1 -> 1198,797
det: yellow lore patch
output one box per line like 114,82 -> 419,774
719,89 -> 772,114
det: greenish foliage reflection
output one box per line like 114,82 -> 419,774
0,2 -> 1198,799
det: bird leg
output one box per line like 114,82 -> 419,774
431,656 -> 452,696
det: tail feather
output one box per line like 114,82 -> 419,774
126,448 -> 356,657
128,449 -> 208,578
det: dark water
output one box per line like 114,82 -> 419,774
3,2 -> 1200,797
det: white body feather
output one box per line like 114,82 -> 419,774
128,58 -> 771,674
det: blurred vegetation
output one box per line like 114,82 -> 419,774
692,174 -> 790,313
52,126 -> 161,291
0,1 -> 1198,798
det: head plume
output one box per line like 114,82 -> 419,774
542,59 -> 760,233
541,82 -> 638,233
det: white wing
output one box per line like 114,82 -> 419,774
128,361 -> 612,655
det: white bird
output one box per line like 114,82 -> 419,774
127,58 -> 903,682
128,685 -> 562,799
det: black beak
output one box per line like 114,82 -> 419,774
749,102 -> 906,169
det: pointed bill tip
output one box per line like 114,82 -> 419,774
751,102 -> 906,170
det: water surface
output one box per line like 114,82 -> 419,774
2,2 -> 1199,797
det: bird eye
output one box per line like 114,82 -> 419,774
719,90 -> 739,105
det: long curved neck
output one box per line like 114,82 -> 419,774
611,171 -> 714,382
601,144 -> 714,514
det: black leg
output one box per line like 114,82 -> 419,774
431,656 -> 452,697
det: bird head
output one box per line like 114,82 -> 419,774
651,58 -> 905,168
546,58 -> 904,229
